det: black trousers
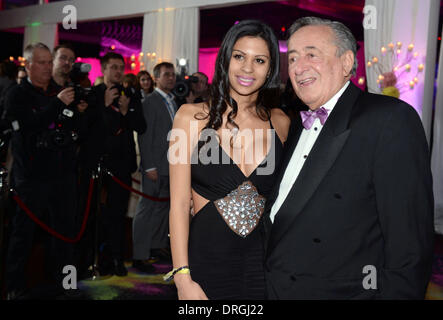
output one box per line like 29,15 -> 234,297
75,167 -> 131,275
5,174 -> 77,292
101,172 -> 131,260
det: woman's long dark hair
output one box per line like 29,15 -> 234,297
136,70 -> 154,93
198,20 -> 281,134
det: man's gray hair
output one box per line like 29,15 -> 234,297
288,16 -> 358,76
23,42 -> 51,63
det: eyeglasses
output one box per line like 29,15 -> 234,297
58,55 -> 75,64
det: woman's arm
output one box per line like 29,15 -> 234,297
169,103 -> 208,300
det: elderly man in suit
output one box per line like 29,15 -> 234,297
264,16 -> 434,299
132,62 -> 177,272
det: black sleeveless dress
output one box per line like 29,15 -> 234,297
189,121 -> 283,300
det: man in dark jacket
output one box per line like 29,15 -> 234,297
78,52 -> 146,277
264,17 -> 434,300
4,43 -> 84,299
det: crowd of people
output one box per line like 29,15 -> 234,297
0,15 -> 435,301
0,42 -> 210,299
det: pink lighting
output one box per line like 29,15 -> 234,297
198,47 -> 219,83
279,40 -> 287,53
77,57 -> 101,85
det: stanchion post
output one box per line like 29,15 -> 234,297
89,158 -> 104,280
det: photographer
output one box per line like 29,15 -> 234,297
77,52 -> 146,277
185,71 -> 209,104
52,44 -> 88,114
52,44 -> 75,87
3,43 -> 86,299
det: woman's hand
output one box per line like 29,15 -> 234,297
175,275 -> 208,300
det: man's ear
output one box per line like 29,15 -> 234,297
24,61 -> 31,75
341,50 -> 354,77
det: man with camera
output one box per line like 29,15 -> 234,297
78,52 -> 146,277
52,44 -> 88,113
3,43 -> 86,299
52,44 -> 75,87
186,71 -> 209,104
132,62 -> 176,272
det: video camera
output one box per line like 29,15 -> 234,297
172,75 -> 199,99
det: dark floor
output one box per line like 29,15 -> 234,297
0,217 -> 177,300
2,219 -> 443,300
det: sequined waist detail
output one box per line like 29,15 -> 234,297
214,181 -> 266,238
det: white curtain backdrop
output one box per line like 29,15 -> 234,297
431,26 -> 443,235
23,23 -> 58,53
141,7 -> 199,74
363,0 -> 396,94
363,0 -> 439,142
364,0 -> 441,234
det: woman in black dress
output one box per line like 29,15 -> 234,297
169,20 -> 290,300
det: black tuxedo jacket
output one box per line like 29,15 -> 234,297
264,83 -> 434,299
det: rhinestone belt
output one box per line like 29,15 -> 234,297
214,181 -> 266,238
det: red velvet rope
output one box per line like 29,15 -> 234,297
12,169 -> 169,243
109,172 -> 170,202
12,178 -> 95,243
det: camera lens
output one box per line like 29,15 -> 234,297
173,81 -> 189,98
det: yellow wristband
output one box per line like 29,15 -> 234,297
163,266 -> 190,281
176,268 -> 190,275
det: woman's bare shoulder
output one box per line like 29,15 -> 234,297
270,108 -> 291,143
174,103 -> 208,127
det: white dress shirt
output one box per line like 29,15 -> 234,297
155,87 -> 177,121
270,81 -> 350,223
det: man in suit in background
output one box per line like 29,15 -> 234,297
132,62 -> 177,272
264,16 -> 434,299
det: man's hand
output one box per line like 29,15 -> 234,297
146,169 -> 158,182
77,100 -> 88,113
57,87 -> 75,106
118,95 -> 130,115
105,87 -> 119,107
